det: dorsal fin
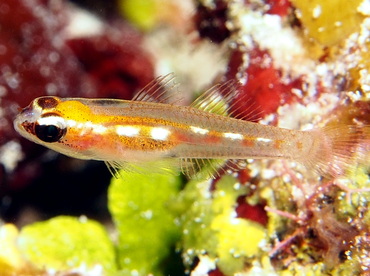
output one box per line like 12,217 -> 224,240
133,74 -> 261,121
132,73 -> 181,104
191,79 -> 237,116
191,79 -> 262,121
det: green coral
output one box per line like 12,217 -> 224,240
18,216 -> 116,275
173,174 -> 266,275
118,0 -> 157,30
335,166 -> 370,219
108,170 -> 182,276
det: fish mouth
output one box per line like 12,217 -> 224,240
13,105 -> 39,136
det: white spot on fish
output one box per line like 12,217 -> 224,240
190,126 -> 209,135
67,120 -> 82,129
256,137 -> 272,143
93,124 -> 107,134
223,132 -> 243,140
37,116 -> 66,129
150,127 -> 170,141
116,126 -> 140,137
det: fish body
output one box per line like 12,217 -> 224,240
13,75 -> 369,177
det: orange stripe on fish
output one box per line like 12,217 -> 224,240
14,74 -> 370,178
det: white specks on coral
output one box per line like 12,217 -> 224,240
0,44 -> 7,55
0,85 -> 7,97
144,28 -> 226,95
191,255 -> 216,276
65,7 -> 104,38
358,0 -> 370,15
3,71 -> 20,89
129,270 -> 140,276
0,140 -> 24,172
229,4 -> 316,78
141,210 -> 153,220
312,5 -> 322,19
46,83 -> 58,95
48,52 -> 60,63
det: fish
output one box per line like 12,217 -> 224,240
13,74 -> 370,178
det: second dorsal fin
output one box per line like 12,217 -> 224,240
191,79 -> 262,121
191,79 -> 238,116
133,74 -> 261,121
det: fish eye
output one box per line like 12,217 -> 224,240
34,115 -> 66,143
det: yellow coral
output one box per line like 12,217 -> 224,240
118,0 -> 187,31
0,224 -> 43,276
291,0 -> 365,46
176,174 -> 266,276
0,224 -> 24,269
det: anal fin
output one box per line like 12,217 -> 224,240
180,158 -> 248,179
105,159 -> 180,178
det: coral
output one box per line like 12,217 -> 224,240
67,31 -> 155,100
118,0 -> 189,31
0,224 -> 43,276
265,0 -> 292,16
195,0 -> 231,43
108,170 -> 182,276
173,174 -> 266,275
190,0 -> 370,274
0,216 -> 116,275
227,48 -> 304,119
291,0 -> 365,46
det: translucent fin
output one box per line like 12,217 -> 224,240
133,74 -> 262,121
180,158 -> 225,179
303,125 -> 370,177
105,159 -> 179,178
228,95 -> 263,122
191,80 -> 238,116
132,73 -> 181,104
191,79 -> 262,121
104,161 -> 121,178
180,158 -> 248,179
106,157 -> 248,180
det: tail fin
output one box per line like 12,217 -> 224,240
305,125 -> 370,177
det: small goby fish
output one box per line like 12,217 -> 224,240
14,75 -> 369,178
